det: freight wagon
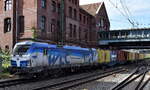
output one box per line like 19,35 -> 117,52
10,41 -> 145,76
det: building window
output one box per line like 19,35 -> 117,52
52,1 -> 56,12
51,19 -> 56,32
4,0 -> 12,11
69,23 -> 72,37
87,17 -> 89,25
51,24 -> 55,32
4,18 -> 11,33
73,25 -> 76,38
79,14 -> 82,21
74,9 -> 77,20
57,3 -> 60,14
72,0 -> 74,4
75,0 -> 77,5
101,19 -> 104,27
98,19 -> 104,27
40,16 -> 46,31
19,16 -> 24,33
41,0 -> 46,8
79,27 -> 81,40
83,16 -> 86,24
85,30 -> 88,41
69,6 -> 72,18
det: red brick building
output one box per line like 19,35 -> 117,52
0,0 -> 110,51
80,2 -> 110,47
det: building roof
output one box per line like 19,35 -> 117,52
80,2 -> 103,16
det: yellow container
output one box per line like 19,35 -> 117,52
97,49 -> 104,64
104,50 -> 110,63
141,54 -> 145,60
139,54 -> 142,60
97,49 -> 110,64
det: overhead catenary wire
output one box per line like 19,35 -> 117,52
120,0 -> 140,28
108,0 -> 135,27
120,0 -> 133,21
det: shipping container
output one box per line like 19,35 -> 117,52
135,53 -> 139,60
128,52 -> 133,61
109,50 -> 117,66
126,52 -> 130,61
117,51 -> 124,61
97,49 -> 105,64
139,54 -> 144,60
145,54 -> 150,59
104,50 -> 111,63
132,53 -> 136,61
124,51 -> 128,61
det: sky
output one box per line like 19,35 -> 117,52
80,0 -> 150,30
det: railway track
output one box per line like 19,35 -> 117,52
110,66 -> 150,90
0,78 -> 27,88
0,77 -> 42,89
0,67 -> 125,90
33,67 -> 126,90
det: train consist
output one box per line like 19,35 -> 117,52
10,41 -> 146,76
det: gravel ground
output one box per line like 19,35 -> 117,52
68,66 -> 139,90
69,67 -> 150,90
69,71 -> 130,90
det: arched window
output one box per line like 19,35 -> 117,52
69,23 -> 72,37
40,16 -> 46,31
73,25 -> 76,38
52,1 -> 56,12
41,0 -> 46,8
74,9 -> 77,20
69,6 -> 72,18
4,0 -> 12,11
4,18 -> 11,33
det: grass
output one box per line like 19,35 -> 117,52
0,67 -> 13,79
0,72 -> 12,79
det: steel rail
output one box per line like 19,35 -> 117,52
138,75 -> 150,90
0,78 -> 38,88
110,67 -> 139,90
135,71 -> 147,90
112,70 -> 148,90
33,68 -> 126,90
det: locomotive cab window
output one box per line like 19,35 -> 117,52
13,45 -> 31,55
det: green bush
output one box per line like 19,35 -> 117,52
0,49 -> 11,68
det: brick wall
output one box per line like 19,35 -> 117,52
64,0 -> 80,44
0,0 -> 14,51
0,0 -> 110,50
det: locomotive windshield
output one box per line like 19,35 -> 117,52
13,45 -> 31,55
